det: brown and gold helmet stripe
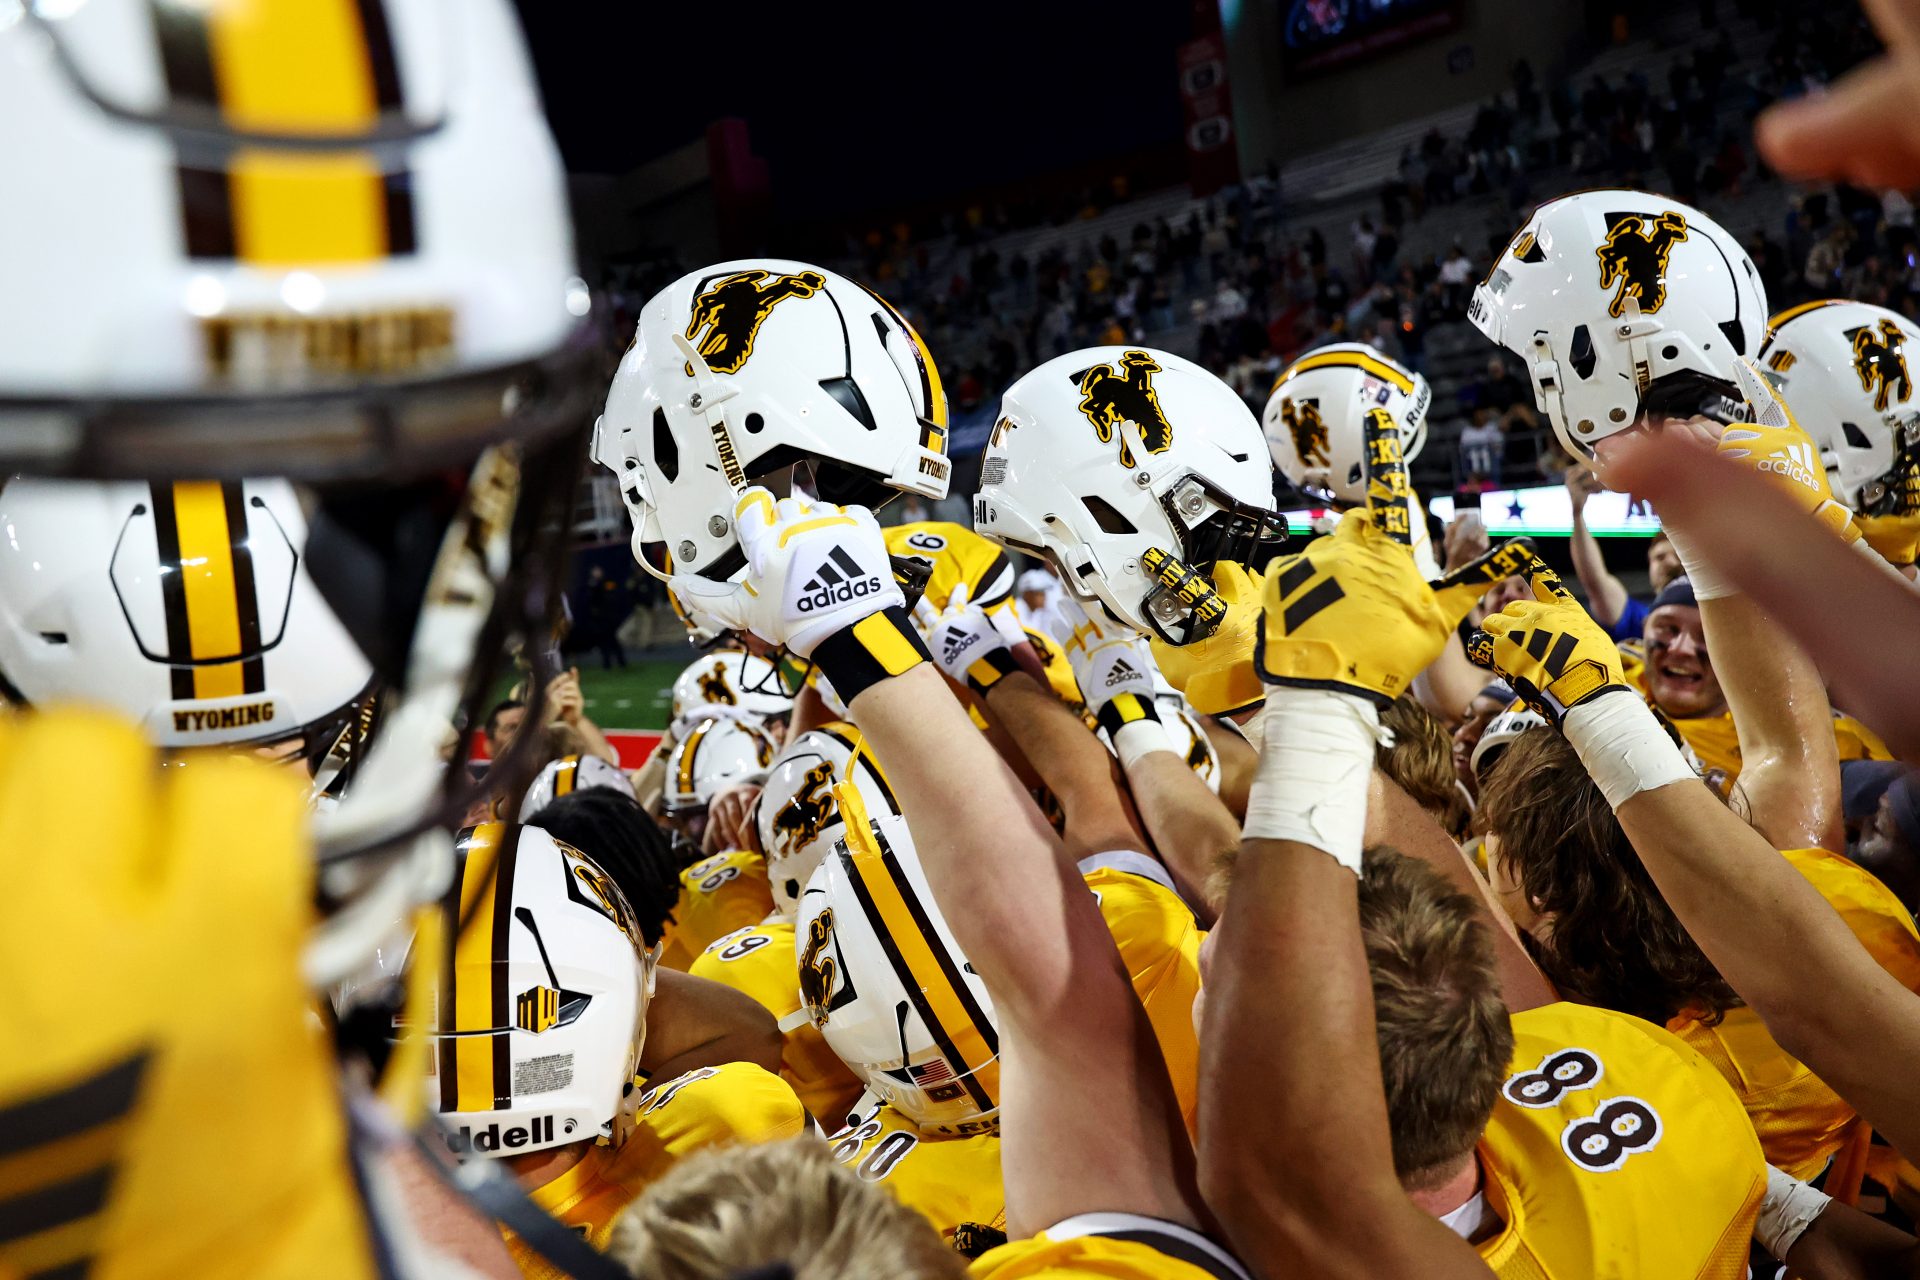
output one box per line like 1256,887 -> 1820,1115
437,823 -> 523,1115
149,0 -> 416,264
148,480 -> 267,702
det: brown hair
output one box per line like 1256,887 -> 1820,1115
608,1138 -> 967,1280
1477,729 -> 1738,1025
1358,846 -> 1516,1188
1377,696 -> 1468,836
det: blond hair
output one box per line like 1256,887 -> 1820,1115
607,1138 -> 967,1280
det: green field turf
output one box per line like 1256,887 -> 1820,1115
573,658 -> 683,730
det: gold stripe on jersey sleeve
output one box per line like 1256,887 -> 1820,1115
170,481 -> 246,700
207,0 -> 386,264
1285,350 -> 1415,393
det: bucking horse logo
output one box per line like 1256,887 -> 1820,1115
1595,212 -> 1689,318
771,761 -> 837,857
1076,350 -> 1176,469
1279,396 -> 1329,468
800,909 -> 839,1028
684,268 -> 827,374
1852,319 -> 1912,412
697,661 -> 737,706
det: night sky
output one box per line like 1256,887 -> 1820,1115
512,1 -> 1196,222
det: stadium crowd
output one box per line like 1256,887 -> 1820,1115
14,0 -> 1920,1279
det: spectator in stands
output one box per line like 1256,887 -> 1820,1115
484,699 -> 525,760
1564,463 -> 1684,641
1437,241 -> 1475,317
1457,406 -> 1505,491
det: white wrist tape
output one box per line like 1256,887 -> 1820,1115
1563,691 -> 1698,809
1755,1164 -> 1831,1260
1660,523 -> 1738,600
1112,717 -> 1176,771
1241,687 -> 1386,874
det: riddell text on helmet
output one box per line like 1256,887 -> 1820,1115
444,1115 -> 564,1152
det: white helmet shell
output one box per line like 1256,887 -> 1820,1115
0,0 -> 587,478
1469,190 -> 1767,460
796,806 -> 1000,1136
1470,702 -> 1548,779
662,716 -> 776,816
0,477 -> 373,751
520,753 -> 637,822
1761,300 -> 1920,512
1265,343 -> 1431,506
669,650 -> 793,728
975,346 -> 1284,645
430,824 -> 656,1156
755,723 -> 900,918
591,260 -> 950,581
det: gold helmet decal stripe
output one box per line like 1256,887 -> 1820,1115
554,755 -> 580,798
1767,299 -> 1847,333
1284,350 -> 1416,394
151,0 -> 415,263
857,283 -> 951,444
836,787 -> 999,1113
149,480 -> 268,702
676,723 -> 712,801
438,823 -> 521,1115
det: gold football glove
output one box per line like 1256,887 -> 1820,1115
1859,510 -> 1920,567
0,710 -> 378,1280
1149,559 -> 1267,716
1256,508 -> 1513,706
1464,552 -> 1635,726
1725,358 -> 1865,545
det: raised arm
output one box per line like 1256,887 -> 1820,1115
678,491 -> 1206,1238
1467,554 -> 1920,1162
1699,592 -> 1844,852
1565,463 -> 1630,628
1202,499 -> 1500,1279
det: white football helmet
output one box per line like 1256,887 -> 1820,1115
429,823 -> 656,1156
755,722 -> 900,918
520,753 -> 637,821
669,650 -> 794,728
591,260 -> 950,583
1761,300 -> 1920,515
661,715 -> 776,818
975,346 -> 1287,645
0,476 -> 376,766
1264,343 -> 1431,506
1469,190 -> 1767,460
796,796 -> 999,1136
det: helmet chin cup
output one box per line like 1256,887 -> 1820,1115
1137,546 -> 1226,646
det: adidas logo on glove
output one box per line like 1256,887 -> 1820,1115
1104,658 -> 1139,689
1759,441 -> 1820,489
798,547 -> 884,614
941,631 -> 981,667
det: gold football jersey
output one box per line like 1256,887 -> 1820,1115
505,1062 -> 807,1279
970,1230 -> 1240,1280
826,1103 -> 1007,1244
885,521 -> 1017,618
691,919 -> 868,1127
0,709 -> 378,1280
1084,865 -> 1204,1136
1620,652 -> 1890,791
1668,846 -> 1920,1179
1476,1003 -> 1764,1278
656,849 -> 775,971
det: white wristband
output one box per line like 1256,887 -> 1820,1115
1241,687 -> 1386,874
1660,523 -> 1738,600
1112,717 -> 1177,771
1755,1165 -> 1831,1260
1563,691 -> 1698,809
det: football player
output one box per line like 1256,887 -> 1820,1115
1761,300 -> 1920,574
1201,475 -> 1764,1275
666,648 -> 796,739
616,488 -> 1250,1277
0,1 -> 610,1273
424,824 -> 803,1278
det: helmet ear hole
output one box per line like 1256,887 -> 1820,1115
1843,421 -> 1873,449
819,377 -> 880,432
1080,495 -> 1137,535
652,408 -> 679,484
1718,320 -> 1747,356
1569,325 -> 1597,380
